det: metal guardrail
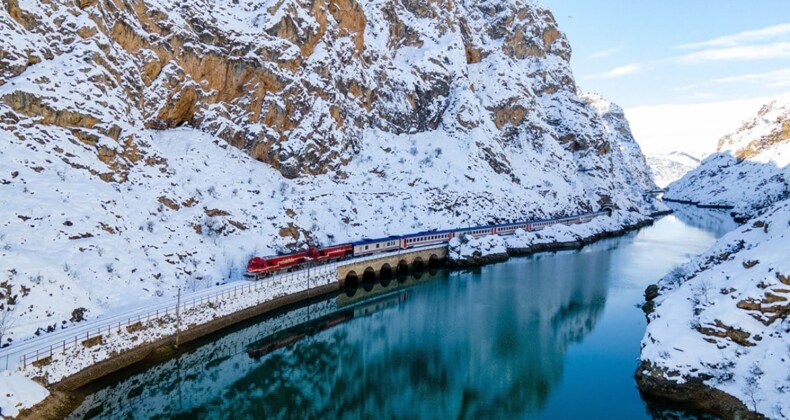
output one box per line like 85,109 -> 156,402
2,264 -> 337,371
1,244 -> 448,371
1,210 -> 610,372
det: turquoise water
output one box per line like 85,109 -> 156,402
69,206 -> 729,419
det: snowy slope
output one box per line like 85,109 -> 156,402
583,93 -> 657,192
646,151 -> 701,188
665,98 -> 790,219
0,0 -> 656,346
639,199 -> 790,418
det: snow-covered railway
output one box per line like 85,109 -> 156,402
246,207 -> 615,278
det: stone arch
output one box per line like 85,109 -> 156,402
362,280 -> 375,292
428,254 -> 441,268
380,263 -> 394,279
397,259 -> 409,275
362,266 -> 377,283
412,256 -> 425,271
380,275 -> 392,288
344,271 -> 359,288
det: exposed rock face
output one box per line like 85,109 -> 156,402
1,0 -> 642,180
665,98 -> 790,220
0,0 -> 657,343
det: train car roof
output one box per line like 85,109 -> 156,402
401,228 -> 458,238
351,236 -> 402,246
452,225 -> 497,233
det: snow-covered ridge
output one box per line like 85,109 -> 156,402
0,0 -> 656,349
665,98 -> 790,219
646,151 -> 700,188
639,199 -> 790,418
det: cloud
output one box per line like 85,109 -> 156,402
676,23 -> 790,50
585,63 -> 643,79
712,68 -> 790,88
590,47 -> 622,59
677,42 -> 790,62
625,94 -> 790,156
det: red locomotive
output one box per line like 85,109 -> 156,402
245,244 -> 352,278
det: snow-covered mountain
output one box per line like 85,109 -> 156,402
646,151 -> 700,188
638,199 -> 790,418
583,93 -> 657,192
664,98 -> 790,220
639,97 -> 790,418
0,0 -> 656,344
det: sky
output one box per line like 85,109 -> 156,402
540,0 -> 790,156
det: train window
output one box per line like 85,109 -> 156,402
376,244 -> 379,248
365,245 -> 369,250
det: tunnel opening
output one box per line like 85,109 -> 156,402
380,263 -> 393,287
363,280 -> 375,292
344,271 -> 359,289
397,260 -> 409,275
380,263 -> 394,278
412,257 -> 425,271
362,267 -> 377,283
428,254 -> 442,268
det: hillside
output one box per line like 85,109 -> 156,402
664,98 -> 790,220
638,199 -> 790,418
639,97 -> 790,418
646,151 -> 700,188
0,0 -> 656,345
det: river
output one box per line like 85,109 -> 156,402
68,204 -> 737,419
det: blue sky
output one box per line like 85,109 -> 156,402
541,0 -> 790,155
541,0 -> 790,108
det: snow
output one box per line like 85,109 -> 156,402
646,151 -> 701,188
448,215 -> 632,263
640,96 -> 790,417
18,264 -> 338,385
0,372 -> 48,418
0,0 -> 662,415
640,199 -> 790,417
665,97 -> 790,219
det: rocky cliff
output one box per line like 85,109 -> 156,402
665,98 -> 790,220
0,0 -> 656,343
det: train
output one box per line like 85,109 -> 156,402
245,207 -> 614,279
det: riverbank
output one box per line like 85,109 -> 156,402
637,200 -> 790,419
19,212 -> 659,419
18,282 -> 339,420
448,215 -> 654,268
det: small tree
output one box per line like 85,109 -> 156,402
0,306 -> 16,346
743,363 -> 764,412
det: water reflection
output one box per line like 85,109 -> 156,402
665,201 -> 739,238
68,210 -> 727,420
69,255 -> 612,419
